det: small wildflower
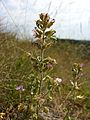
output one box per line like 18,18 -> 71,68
55,78 -> 62,85
80,63 -> 84,68
80,73 -> 83,77
32,29 -> 36,37
0,112 -> 5,119
46,63 -> 53,69
16,85 -> 25,91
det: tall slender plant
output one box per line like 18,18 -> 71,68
28,13 -> 58,119
33,13 -> 56,92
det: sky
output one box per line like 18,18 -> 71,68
0,0 -> 90,40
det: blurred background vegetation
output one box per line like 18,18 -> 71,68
0,20 -> 90,119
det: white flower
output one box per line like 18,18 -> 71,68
55,78 -> 62,85
16,85 -> 25,91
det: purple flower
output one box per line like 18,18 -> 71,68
32,30 -> 36,37
80,63 -> 84,68
16,85 -> 25,91
46,63 -> 53,69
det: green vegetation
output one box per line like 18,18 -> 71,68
0,13 -> 90,120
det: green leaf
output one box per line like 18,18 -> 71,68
43,106 -> 49,113
45,42 -> 53,48
39,13 -> 44,21
47,19 -> 55,28
36,20 -> 43,29
35,28 -> 42,35
45,30 -> 56,37
49,36 -> 57,43
44,13 -> 50,22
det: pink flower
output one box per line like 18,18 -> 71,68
80,73 -> 84,77
46,63 -> 53,69
16,85 -> 25,91
32,29 -> 37,37
80,63 -> 84,68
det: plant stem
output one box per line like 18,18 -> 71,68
60,88 -> 74,108
39,30 -> 45,94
